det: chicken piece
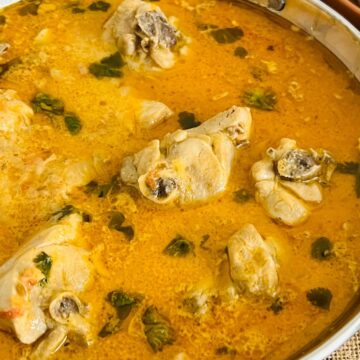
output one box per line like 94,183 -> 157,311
0,214 -> 94,358
121,106 -> 252,204
251,138 -> 336,226
38,155 -> 101,199
227,224 -> 279,298
183,224 -> 279,316
0,89 -> 33,134
135,100 -> 173,129
0,150 -> 102,223
103,0 -> 185,69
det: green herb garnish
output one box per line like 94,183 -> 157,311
306,288 -> 332,310
108,212 -> 125,229
178,111 -> 201,129
163,235 -> 194,257
64,113 -> 82,135
142,306 -> 176,352
31,93 -> 65,115
108,290 -> 141,311
88,1 -> 111,12
311,237 -> 333,261
116,225 -> 134,240
234,46 -> 248,58
100,52 -> 125,68
33,251 -> 52,286
89,52 -> 125,78
210,27 -> 244,44
98,316 -> 122,338
89,63 -> 122,78
242,87 -> 277,111
99,290 -> 143,337
233,189 -> 252,203
108,212 -> 135,241
72,7 -> 86,13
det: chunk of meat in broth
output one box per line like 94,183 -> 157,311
120,106 -> 252,204
0,215 -> 94,359
103,0 -> 186,69
227,224 -> 279,298
251,138 -> 336,226
183,224 -> 279,316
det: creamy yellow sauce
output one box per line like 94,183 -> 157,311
0,0 -> 360,359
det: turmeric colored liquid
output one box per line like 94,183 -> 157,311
0,0 -> 360,359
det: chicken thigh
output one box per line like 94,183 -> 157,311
103,0 -> 186,69
0,214 -> 94,359
121,106 -> 252,204
251,138 -> 336,226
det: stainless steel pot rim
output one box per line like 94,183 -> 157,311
247,0 -> 360,82
301,312 -> 360,359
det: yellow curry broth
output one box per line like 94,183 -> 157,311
0,0 -> 360,359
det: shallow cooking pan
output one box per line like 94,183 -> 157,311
0,0 -> 359,358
